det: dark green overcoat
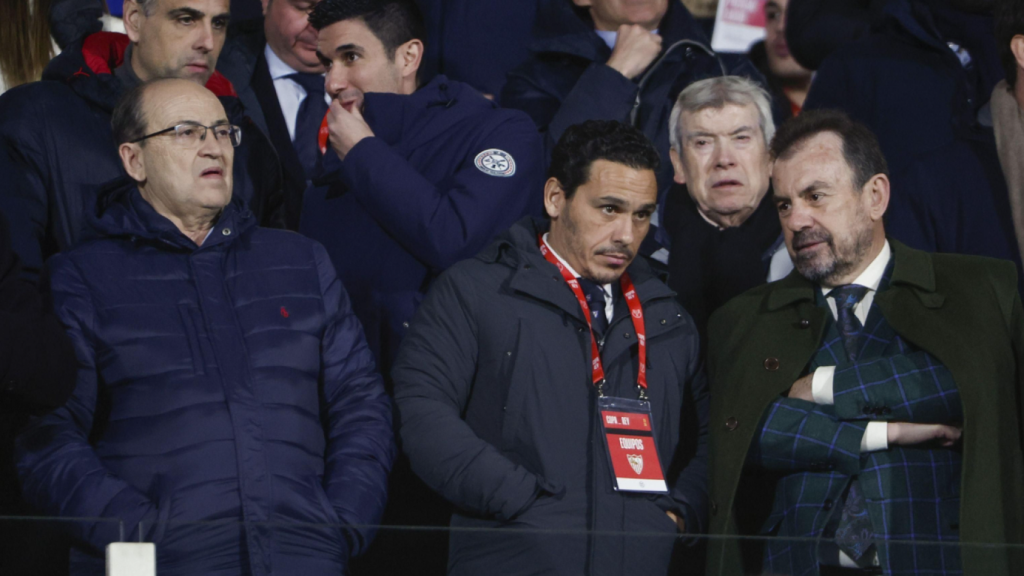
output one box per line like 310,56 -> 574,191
704,240 -> 1024,575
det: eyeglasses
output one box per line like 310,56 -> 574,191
131,122 -> 243,148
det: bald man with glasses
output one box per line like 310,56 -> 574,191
14,78 -> 394,576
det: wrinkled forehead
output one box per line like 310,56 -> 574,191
773,133 -> 853,193
580,160 -> 658,205
147,0 -> 230,18
680,102 -> 762,135
144,83 -> 229,129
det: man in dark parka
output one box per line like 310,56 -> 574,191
393,120 -> 710,576
705,110 -> 1024,576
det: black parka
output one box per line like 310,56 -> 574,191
393,217 -> 710,576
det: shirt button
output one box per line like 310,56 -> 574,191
725,417 -> 739,431
764,357 -> 780,371
222,228 -> 231,236
799,319 -> 810,328
402,321 -> 410,329
623,332 -> 631,339
660,319 -> 667,325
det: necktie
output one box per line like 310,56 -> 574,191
831,284 -> 869,362
578,278 -> 609,337
829,284 -> 873,560
285,72 -> 329,178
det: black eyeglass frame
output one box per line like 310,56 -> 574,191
130,122 -> 243,147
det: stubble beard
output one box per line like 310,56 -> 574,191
794,218 -> 873,285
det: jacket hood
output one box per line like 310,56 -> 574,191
529,0 -> 710,62
481,216 -> 661,290
42,32 -> 238,112
88,176 -> 255,251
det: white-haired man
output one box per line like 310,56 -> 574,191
664,75 -> 792,342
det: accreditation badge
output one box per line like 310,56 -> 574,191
598,396 -> 668,493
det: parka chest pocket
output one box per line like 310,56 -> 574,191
178,304 -> 207,376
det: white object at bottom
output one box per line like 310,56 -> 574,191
107,542 -> 156,576
614,478 -> 669,492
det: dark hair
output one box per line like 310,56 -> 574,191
770,109 -> 888,189
549,120 -> 660,199
111,81 -> 152,146
308,0 -> 425,59
996,0 -> 1024,89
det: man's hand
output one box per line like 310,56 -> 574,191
787,373 -> 815,402
326,100 -> 375,161
666,510 -> 685,532
605,25 -> 662,80
888,422 -> 962,447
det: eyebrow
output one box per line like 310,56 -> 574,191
167,7 -> 204,18
316,43 -> 364,62
685,126 -> 755,139
175,118 -> 230,126
597,196 -> 657,212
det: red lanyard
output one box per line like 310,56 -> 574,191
539,235 -> 648,397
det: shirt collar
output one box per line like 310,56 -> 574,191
594,28 -> 658,50
595,30 -> 618,50
264,44 -> 299,80
821,240 -> 891,297
542,232 -> 613,298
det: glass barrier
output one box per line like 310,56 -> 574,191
2,515 -> 1022,575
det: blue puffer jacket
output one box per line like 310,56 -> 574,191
15,182 -> 395,576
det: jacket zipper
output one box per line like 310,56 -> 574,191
629,39 -> 724,126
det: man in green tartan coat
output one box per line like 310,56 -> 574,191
704,110 -> 1024,576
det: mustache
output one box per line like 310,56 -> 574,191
792,228 -> 832,250
595,245 -> 635,261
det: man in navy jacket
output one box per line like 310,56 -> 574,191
393,120 -> 709,576
0,0 -> 284,283
300,0 -> 545,373
16,78 -> 394,576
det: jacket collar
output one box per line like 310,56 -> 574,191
766,238 -> 942,311
529,0 -> 708,63
484,217 -> 674,322
90,177 -> 255,251
360,75 -> 486,149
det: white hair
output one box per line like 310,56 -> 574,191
668,75 -> 776,151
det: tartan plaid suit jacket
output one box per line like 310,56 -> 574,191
705,241 -> 1024,576
750,265 -> 965,575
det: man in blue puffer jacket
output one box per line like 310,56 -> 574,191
15,78 -> 395,576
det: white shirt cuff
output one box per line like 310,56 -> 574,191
860,422 -> 889,453
811,366 -> 835,405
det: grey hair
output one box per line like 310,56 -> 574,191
135,0 -> 160,16
668,75 -> 775,151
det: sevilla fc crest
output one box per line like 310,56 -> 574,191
628,454 -> 643,475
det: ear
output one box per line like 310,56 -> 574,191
572,0 -> 592,7
396,39 -> 424,87
260,0 -> 271,16
123,0 -> 144,43
863,173 -> 890,221
669,148 -> 687,185
119,142 -> 147,183
1012,35 -> 1024,74
543,177 -> 567,219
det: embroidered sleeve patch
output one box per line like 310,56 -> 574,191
474,149 -> 516,177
